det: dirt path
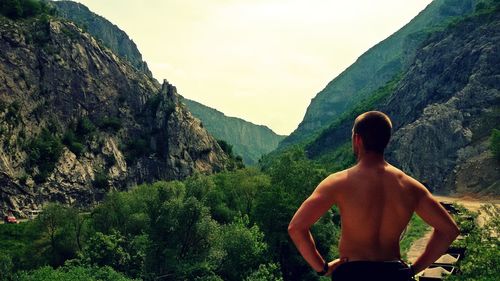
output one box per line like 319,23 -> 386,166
407,230 -> 433,263
406,195 -> 500,262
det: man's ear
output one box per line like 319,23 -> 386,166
354,134 -> 362,146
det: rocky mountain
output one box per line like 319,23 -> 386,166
182,98 -> 285,165
0,13 -> 228,217
280,0 -> 478,148
52,0 -> 152,77
52,0 -> 285,166
305,3 -> 500,195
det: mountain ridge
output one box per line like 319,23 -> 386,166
279,0 -> 477,148
52,0 -> 285,166
182,98 -> 286,165
305,3 -> 500,195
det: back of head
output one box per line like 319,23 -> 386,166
353,111 -> 392,154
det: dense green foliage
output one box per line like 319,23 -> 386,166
62,117 -> 98,157
217,139 -> 245,170
490,128 -> 500,161
16,265 -> 138,281
3,148 -> 485,280
0,0 -> 53,19
25,128 -> 64,183
447,204 -> 500,280
96,116 -> 123,133
92,170 -> 110,190
1,151 -> 343,281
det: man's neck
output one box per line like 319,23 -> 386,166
357,152 -> 386,166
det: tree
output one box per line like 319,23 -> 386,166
79,231 -> 134,274
15,265 -> 139,281
34,204 -> 79,266
1,0 -> 22,19
143,182 -> 222,280
0,253 -> 14,281
205,168 -> 271,224
244,263 -> 284,281
217,215 -> 268,281
253,149 -> 338,281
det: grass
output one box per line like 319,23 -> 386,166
400,214 -> 430,261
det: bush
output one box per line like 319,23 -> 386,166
25,128 -> 63,183
0,0 -> 53,20
490,129 -> 500,161
123,137 -> 151,164
75,117 -> 96,139
92,170 -> 109,190
217,139 -> 234,157
217,216 -> 268,281
447,204 -> 500,281
97,117 -> 122,132
62,130 -> 84,156
0,253 -> 14,281
244,263 -> 283,281
62,117 -> 100,157
15,265 -> 139,281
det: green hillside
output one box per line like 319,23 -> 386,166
183,99 -> 285,165
280,0 -> 477,148
304,1 -> 500,194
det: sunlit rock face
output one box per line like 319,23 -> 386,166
385,11 -> 500,193
0,17 -> 228,217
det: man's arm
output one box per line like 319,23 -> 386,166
288,174 -> 339,273
412,180 -> 460,274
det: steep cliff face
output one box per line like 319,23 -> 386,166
52,0 -> 284,166
0,15 -> 228,217
386,9 -> 500,193
280,0 -> 477,148
182,99 -> 285,165
306,6 -> 500,194
52,0 -> 152,77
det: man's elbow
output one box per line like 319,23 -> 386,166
442,223 -> 460,241
288,222 -> 297,236
287,222 -> 305,238
449,223 -> 460,240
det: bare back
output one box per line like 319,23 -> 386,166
335,162 -> 421,261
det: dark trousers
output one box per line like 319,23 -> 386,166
331,260 -> 413,281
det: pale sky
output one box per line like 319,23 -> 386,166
72,0 -> 433,135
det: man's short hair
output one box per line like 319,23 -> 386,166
353,111 -> 392,154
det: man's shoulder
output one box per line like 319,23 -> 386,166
386,163 -> 428,194
319,169 -> 353,193
325,169 -> 350,183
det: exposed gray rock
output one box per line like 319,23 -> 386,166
0,16 -> 228,217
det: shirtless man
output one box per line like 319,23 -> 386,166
288,111 -> 459,280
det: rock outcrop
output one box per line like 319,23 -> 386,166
52,0 -> 285,166
386,9 -> 500,193
53,0 -> 152,77
0,15 -> 228,217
